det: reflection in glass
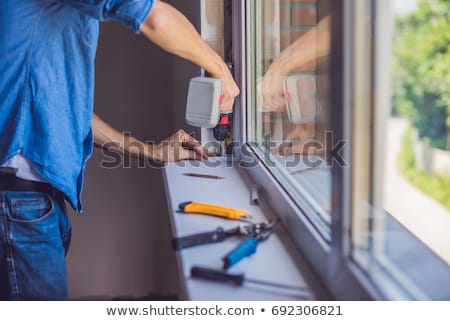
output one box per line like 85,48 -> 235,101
250,0 -> 332,238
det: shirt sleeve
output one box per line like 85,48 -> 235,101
58,0 -> 155,33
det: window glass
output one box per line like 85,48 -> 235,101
248,0 -> 332,239
351,0 -> 450,299
384,0 -> 450,266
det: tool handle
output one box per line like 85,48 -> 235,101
191,266 -> 244,286
172,228 -> 227,250
223,238 -> 258,269
179,201 -> 249,220
213,113 -> 233,141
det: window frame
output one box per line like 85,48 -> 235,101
231,0 -> 450,300
231,0 -> 370,300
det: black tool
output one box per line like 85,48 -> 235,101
191,266 -> 311,298
213,62 -> 234,142
213,112 -> 233,141
172,222 -> 272,251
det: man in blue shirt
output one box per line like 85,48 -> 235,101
0,0 -> 239,300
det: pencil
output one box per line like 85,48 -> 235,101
183,173 -> 224,180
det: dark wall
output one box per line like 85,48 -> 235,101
66,20 -> 178,299
167,0 -> 202,133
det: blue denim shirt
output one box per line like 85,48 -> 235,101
0,0 -> 154,211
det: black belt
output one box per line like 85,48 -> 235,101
0,172 -> 64,202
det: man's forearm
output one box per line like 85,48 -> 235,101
140,1 -> 225,78
140,1 -> 239,111
269,16 -> 330,75
92,113 -> 155,160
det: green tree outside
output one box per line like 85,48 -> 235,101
392,0 -> 450,150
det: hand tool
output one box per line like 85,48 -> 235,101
184,76 -> 233,135
284,74 -> 319,123
185,65 -> 234,149
185,77 -> 222,128
213,111 -> 233,141
222,219 -> 279,269
183,173 -> 224,180
178,201 -> 252,221
191,266 -> 311,299
172,222 -> 273,251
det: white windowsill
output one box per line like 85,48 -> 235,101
162,157 -> 327,300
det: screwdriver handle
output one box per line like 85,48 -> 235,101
191,266 -> 244,286
223,238 -> 258,269
172,228 -> 227,250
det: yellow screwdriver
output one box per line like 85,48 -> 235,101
178,201 -> 252,221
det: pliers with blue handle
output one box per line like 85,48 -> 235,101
223,219 -> 279,269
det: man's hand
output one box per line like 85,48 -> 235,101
151,129 -> 208,162
217,68 -> 240,113
93,114 -> 208,163
207,53 -> 240,113
257,67 -> 287,112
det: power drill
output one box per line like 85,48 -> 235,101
213,95 -> 233,142
214,62 -> 235,142
185,75 -> 234,143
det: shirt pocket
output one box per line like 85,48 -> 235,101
6,192 -> 54,223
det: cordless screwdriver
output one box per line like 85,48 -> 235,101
213,96 -> 233,142
213,62 -> 234,142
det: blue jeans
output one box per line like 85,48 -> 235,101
0,191 -> 71,300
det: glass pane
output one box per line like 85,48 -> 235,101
384,0 -> 450,266
249,0 -> 332,239
351,0 -> 450,299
